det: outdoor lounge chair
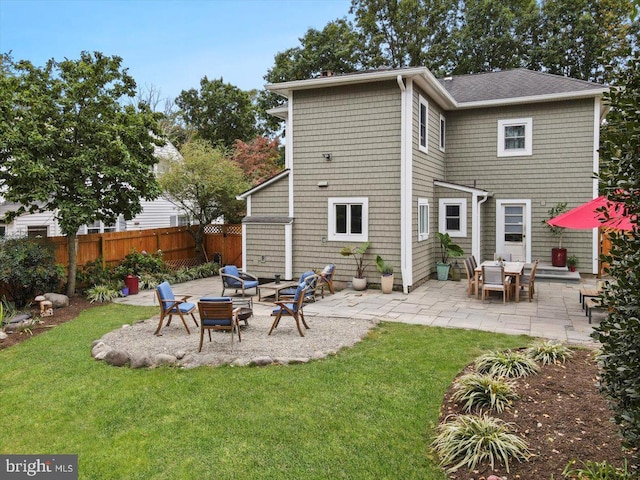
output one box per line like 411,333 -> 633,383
154,281 -> 199,336
277,271 -> 318,302
220,265 -> 259,297
482,265 -> 511,303
317,264 -> 336,298
269,283 -> 310,337
197,297 -> 241,352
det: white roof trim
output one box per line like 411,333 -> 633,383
236,170 -> 289,200
453,89 -> 608,110
434,180 -> 489,196
266,105 -> 288,119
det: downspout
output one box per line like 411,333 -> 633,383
397,75 -> 410,294
475,193 -> 489,262
285,93 -> 294,280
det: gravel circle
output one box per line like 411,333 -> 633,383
93,313 -> 378,368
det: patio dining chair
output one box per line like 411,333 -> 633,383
197,297 -> 241,352
220,265 -> 259,297
154,281 -> 199,336
519,259 -> 539,302
269,283 -> 310,337
464,257 -> 481,297
482,265 -> 511,303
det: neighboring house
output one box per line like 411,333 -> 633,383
238,68 -> 608,293
0,140 -> 190,237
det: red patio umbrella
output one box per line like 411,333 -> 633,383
547,196 -> 635,230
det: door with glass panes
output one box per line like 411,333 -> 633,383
497,202 -> 527,262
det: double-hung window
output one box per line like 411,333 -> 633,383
418,199 -> 429,241
328,197 -> 368,242
497,118 -> 532,157
419,95 -> 429,153
439,114 -> 446,152
438,198 -> 467,237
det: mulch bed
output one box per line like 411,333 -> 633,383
438,348 -> 637,479
0,296 -> 96,351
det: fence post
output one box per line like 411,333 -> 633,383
100,235 -> 106,269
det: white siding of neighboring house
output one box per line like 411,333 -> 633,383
0,140 -> 190,237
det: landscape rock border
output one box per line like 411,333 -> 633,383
92,314 -> 378,368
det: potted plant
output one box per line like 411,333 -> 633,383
567,255 -> 578,272
340,242 -> 370,290
375,255 -> 394,294
543,202 -> 568,267
437,232 -> 464,281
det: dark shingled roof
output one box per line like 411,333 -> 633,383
438,68 -> 606,104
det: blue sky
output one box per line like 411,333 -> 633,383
0,0 -> 352,102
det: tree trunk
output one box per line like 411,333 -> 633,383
66,233 -> 78,296
194,226 -> 206,263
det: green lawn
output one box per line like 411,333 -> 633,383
0,304 -> 529,479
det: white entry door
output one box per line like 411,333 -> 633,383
496,200 -> 530,262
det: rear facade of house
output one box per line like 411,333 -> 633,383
239,68 -> 607,292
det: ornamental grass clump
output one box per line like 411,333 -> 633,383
432,414 -> 529,473
526,340 -> 573,365
451,373 -> 518,413
86,285 -> 121,303
474,350 -> 539,378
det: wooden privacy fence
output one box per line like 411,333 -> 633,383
48,224 -> 242,270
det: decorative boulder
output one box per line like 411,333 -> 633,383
44,293 -> 69,308
103,349 -> 130,367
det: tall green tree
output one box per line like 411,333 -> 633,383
452,0 -> 540,74
0,51 -> 162,295
350,0 -> 458,72
176,77 -> 258,148
592,31 -> 640,449
159,140 -> 248,262
537,0 -> 635,82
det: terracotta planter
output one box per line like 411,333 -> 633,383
352,277 -> 367,291
552,248 -> 567,267
380,274 -> 394,294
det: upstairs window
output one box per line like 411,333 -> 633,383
328,197 -> 368,242
439,114 -> 446,152
419,95 -> 429,153
498,118 -> 532,157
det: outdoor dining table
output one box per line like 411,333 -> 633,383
475,261 -> 526,303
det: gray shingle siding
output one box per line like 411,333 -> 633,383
292,81 -> 403,286
445,98 -> 596,267
249,175 -> 289,216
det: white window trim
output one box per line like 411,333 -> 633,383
418,95 -> 429,153
328,197 -> 369,242
439,114 -> 446,152
418,198 -> 429,241
439,198 -> 467,238
497,117 -> 532,157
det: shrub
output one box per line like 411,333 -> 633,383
112,249 -> 171,279
0,236 -> 64,307
475,350 -> 539,378
451,373 -> 518,413
86,285 -> 121,303
77,257 -> 113,290
562,459 -> 634,479
526,340 -> 573,365
432,414 -> 529,473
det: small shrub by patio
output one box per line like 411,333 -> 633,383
432,414 -> 529,473
451,373 -> 518,413
526,340 -> 573,365
474,349 -> 540,378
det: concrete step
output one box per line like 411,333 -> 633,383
530,262 -> 581,283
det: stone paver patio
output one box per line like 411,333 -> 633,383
115,275 -> 604,345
